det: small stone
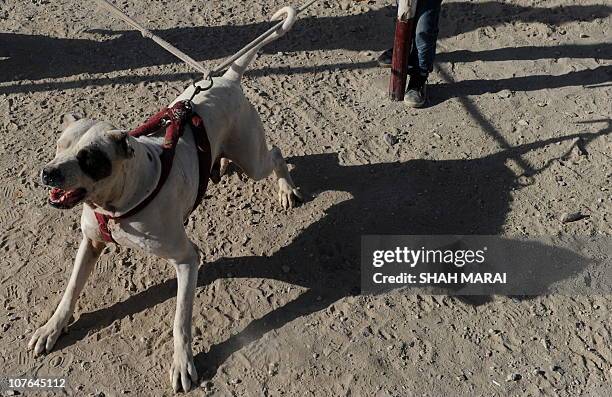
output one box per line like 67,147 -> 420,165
4,390 -> 19,396
2,323 -> 10,332
506,373 -> 522,381
518,119 -> 529,126
456,374 -> 468,381
561,212 -> 587,223
200,381 -> 213,390
498,89 -> 512,98
267,363 -> 278,376
580,33 -> 589,38
340,1 -> 350,11
517,175 -> 535,186
383,133 -> 398,146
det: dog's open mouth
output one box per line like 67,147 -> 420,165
49,187 -> 87,209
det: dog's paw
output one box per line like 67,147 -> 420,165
278,179 -> 303,209
170,349 -> 198,393
28,320 -> 65,356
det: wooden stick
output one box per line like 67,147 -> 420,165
388,0 -> 417,101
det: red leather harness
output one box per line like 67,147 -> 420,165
95,100 -> 212,243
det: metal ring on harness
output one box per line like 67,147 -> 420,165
189,75 -> 214,101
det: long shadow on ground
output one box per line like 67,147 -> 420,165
1,1 -> 609,84
55,128 -> 610,377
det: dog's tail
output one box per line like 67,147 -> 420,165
222,6 -> 296,82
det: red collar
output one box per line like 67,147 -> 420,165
95,100 -> 212,243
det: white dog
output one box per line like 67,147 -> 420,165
29,7 -> 301,392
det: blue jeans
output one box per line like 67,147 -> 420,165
407,0 -> 442,76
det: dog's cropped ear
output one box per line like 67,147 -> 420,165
60,112 -> 83,129
107,130 -> 135,158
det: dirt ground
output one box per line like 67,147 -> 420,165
1,0 -> 611,396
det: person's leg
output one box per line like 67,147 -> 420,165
413,0 -> 442,75
406,0 -> 443,107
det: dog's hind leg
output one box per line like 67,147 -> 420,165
167,240 -> 199,393
225,111 -> 302,209
28,236 -> 105,355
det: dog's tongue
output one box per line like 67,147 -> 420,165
49,187 -> 86,206
50,187 -> 65,202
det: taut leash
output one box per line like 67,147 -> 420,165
95,0 -> 318,93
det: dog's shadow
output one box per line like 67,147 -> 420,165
56,128 -> 609,378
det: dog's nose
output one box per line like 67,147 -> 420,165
41,167 -> 63,186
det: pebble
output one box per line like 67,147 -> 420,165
561,212 -> 587,223
383,133 -> 398,146
2,323 -> 10,332
498,89 -> 512,98
580,33 -> 589,38
4,390 -> 19,396
518,119 -> 529,126
340,1 -> 351,11
267,366 -> 278,376
517,175 -> 535,186
200,381 -> 213,390
506,373 -> 522,381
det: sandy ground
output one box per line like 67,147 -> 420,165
1,0 -> 611,396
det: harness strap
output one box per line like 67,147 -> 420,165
190,113 -> 212,212
95,212 -> 116,243
94,100 -> 212,243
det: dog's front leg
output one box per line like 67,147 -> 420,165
28,236 -> 104,355
169,245 -> 199,393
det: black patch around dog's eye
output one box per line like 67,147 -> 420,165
77,147 -> 112,181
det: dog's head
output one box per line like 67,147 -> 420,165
41,113 -> 134,209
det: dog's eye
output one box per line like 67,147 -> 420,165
77,147 -> 112,181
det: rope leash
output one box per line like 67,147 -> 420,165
95,0 -> 318,95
